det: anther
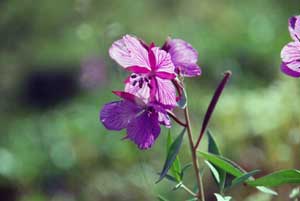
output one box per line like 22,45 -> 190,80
139,79 -> 143,88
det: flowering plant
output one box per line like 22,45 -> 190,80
100,30 -> 300,201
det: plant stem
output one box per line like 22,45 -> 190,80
184,106 -> 205,201
181,183 -> 197,197
167,111 -> 186,127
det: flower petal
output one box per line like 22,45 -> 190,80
125,75 -> 151,103
289,16 -> 300,42
281,62 -> 300,77
100,101 -> 141,131
281,42 -> 300,63
109,35 -> 151,71
158,111 -> 171,128
280,42 -> 300,77
177,63 -> 201,77
166,38 -> 201,77
151,47 -> 176,75
126,111 -> 161,149
155,77 -> 177,107
112,91 -> 146,106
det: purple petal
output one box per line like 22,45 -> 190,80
155,72 -> 176,79
148,48 -> 157,69
281,42 -> 300,63
126,111 -> 161,149
281,62 -> 300,77
149,103 -> 171,127
126,66 -> 151,73
112,91 -> 146,106
100,101 -> 141,131
177,63 -> 201,77
166,38 -> 201,77
158,111 -> 171,128
109,35 -> 151,70
155,77 -> 177,107
289,16 -> 300,42
151,47 -> 176,75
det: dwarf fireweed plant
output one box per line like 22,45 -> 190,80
100,32 -> 300,200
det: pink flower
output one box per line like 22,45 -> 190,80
100,91 -> 170,149
281,15 -> 300,77
162,38 -> 201,77
109,35 -> 177,107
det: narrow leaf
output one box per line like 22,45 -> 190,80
167,130 -> 181,182
256,186 -> 278,196
205,160 -> 220,183
198,151 -> 244,177
228,170 -> 260,189
207,130 -> 226,191
180,163 -> 192,179
164,174 -> 178,183
156,128 -> 186,183
208,130 -> 221,155
248,169 -> 300,187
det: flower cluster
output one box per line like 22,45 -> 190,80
100,35 -> 201,149
281,15 -> 300,77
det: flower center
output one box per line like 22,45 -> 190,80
130,74 -> 153,89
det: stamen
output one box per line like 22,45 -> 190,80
139,79 -> 143,88
147,83 -> 152,89
144,77 -> 149,82
131,74 -> 137,79
132,80 -> 137,86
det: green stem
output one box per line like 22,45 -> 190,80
184,107 -> 205,201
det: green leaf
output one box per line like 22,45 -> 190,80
205,160 -> 220,183
228,170 -> 260,189
177,87 -> 187,109
167,130 -> 181,182
180,163 -> 192,179
248,169 -> 300,187
214,193 -> 232,201
157,195 -> 170,201
164,174 -> 178,183
256,186 -> 278,196
198,151 -> 244,177
208,130 -> 221,155
156,128 -> 186,183
207,130 -> 226,191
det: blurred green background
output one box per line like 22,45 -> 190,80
0,0 -> 299,200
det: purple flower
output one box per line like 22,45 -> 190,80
281,15 -> 300,77
162,37 -> 201,77
109,35 -> 177,107
100,91 -> 170,149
